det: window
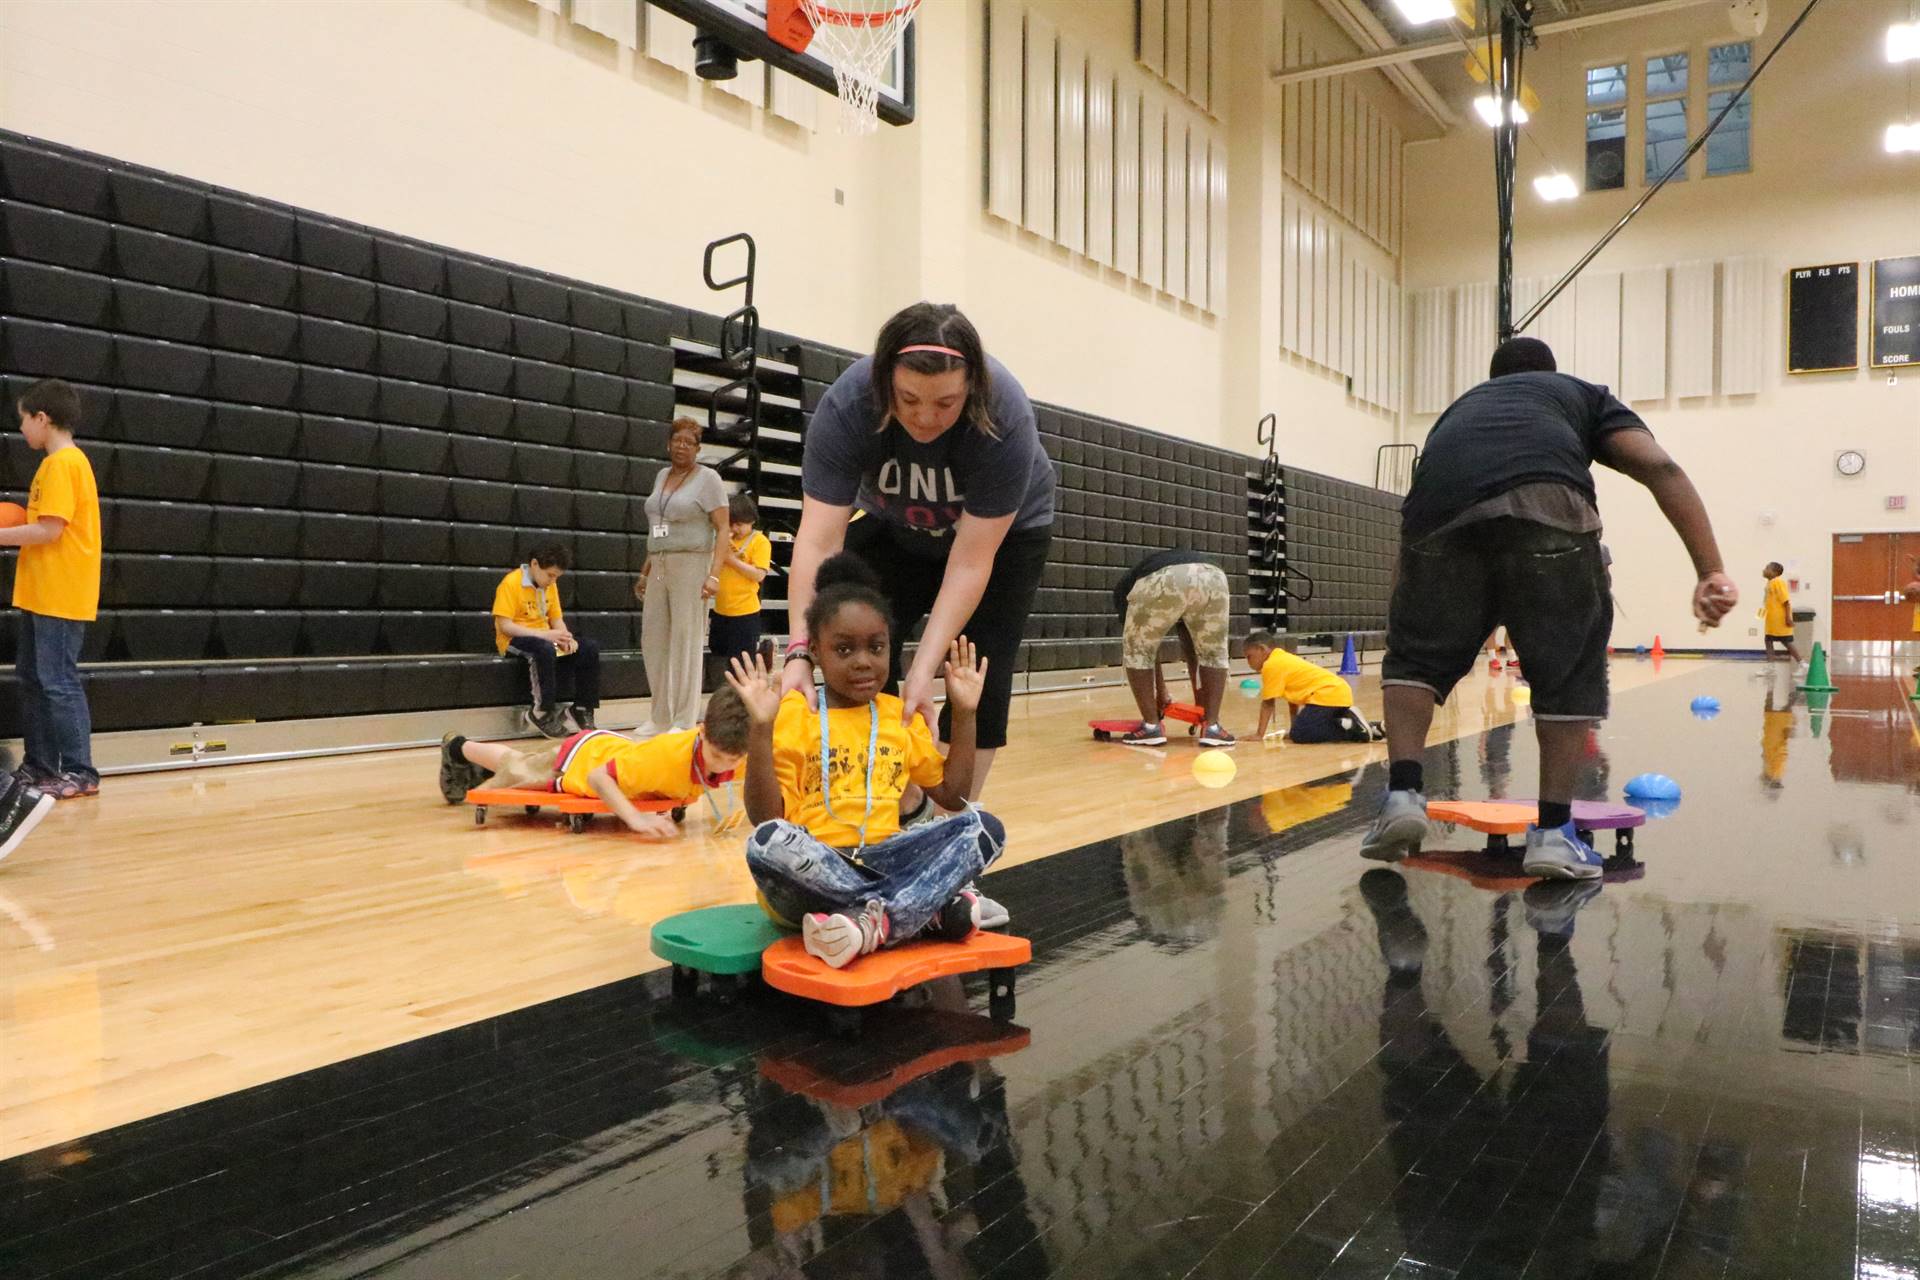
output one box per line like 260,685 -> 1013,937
1706,41 -> 1752,175
1645,52 -> 1689,182
1585,61 -> 1627,191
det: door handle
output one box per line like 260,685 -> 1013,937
1834,594 -> 1891,602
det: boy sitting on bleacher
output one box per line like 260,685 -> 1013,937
438,686 -> 751,838
492,541 -> 599,739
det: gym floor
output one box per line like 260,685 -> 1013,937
3,653 -> 1918,1278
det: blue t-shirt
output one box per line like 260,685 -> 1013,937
801,355 -> 1056,546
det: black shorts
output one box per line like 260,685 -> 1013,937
843,518 -> 1053,751
1382,518 -> 1611,720
709,610 -> 765,664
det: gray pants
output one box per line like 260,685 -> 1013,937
640,551 -> 709,734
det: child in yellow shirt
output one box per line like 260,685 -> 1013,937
725,553 -> 1003,969
1760,562 -> 1801,665
438,686 -> 750,838
710,494 -> 773,665
1243,630 -> 1382,744
2,379 -> 102,807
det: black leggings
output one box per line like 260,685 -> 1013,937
843,519 -> 1053,750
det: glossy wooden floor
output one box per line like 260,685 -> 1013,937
0,659 -> 1689,1162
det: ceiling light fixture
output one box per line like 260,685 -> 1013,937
1474,94 -> 1531,126
1888,21 -> 1920,63
1886,121 -> 1920,154
1533,172 -> 1578,201
1392,0 -> 1459,24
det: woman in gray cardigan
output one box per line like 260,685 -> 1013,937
634,418 -> 729,734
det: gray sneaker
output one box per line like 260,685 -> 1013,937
1523,879 -> 1603,935
1360,790 -> 1428,862
524,707 -> 570,739
971,885 -> 1010,929
1522,822 -> 1606,881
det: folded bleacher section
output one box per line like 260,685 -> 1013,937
0,128 -> 1388,743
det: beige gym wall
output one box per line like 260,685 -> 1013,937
0,0 -> 1413,479
1401,4 -> 1920,650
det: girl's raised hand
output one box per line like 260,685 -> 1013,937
724,651 -> 783,725
942,637 -> 988,714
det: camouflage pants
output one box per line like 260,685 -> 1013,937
1122,562 -> 1231,670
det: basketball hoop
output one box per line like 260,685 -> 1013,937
767,0 -> 921,134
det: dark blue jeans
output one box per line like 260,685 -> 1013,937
16,612 -> 95,783
747,808 -> 1006,940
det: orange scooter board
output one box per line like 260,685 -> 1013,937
1090,701 -> 1205,741
1427,798 -> 1645,856
465,786 -> 685,833
762,931 -> 1030,1031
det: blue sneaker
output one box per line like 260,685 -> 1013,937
1522,821 -> 1605,881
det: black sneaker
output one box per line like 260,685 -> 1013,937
0,774 -> 54,864
524,707 -> 570,739
570,706 -> 597,732
924,890 -> 983,942
1120,722 -> 1168,746
439,733 -> 473,804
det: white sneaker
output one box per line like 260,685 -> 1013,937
1522,822 -> 1605,881
802,899 -> 890,969
1360,790 -> 1428,862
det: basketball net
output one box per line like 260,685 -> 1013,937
769,0 -> 921,134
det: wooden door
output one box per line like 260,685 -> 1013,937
1831,533 -> 1915,642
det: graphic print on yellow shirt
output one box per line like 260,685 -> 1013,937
15,446 -> 102,622
491,567 -> 563,654
770,691 -> 945,848
715,530 -> 772,617
1259,648 -> 1353,709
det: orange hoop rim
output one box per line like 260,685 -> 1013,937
799,0 -> 921,29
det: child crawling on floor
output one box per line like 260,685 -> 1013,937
437,686 -> 750,838
724,553 -> 1006,969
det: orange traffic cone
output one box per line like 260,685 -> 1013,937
1651,634 -> 1665,660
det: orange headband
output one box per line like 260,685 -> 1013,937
897,344 -> 966,360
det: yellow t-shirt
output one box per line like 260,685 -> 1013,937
768,1119 -> 942,1234
556,728 -> 706,802
1259,648 -> 1353,709
770,691 -> 945,849
14,445 -> 101,622
714,530 -> 771,618
1763,576 -> 1791,637
1261,780 -> 1355,834
491,567 -> 563,655
1761,709 -> 1791,783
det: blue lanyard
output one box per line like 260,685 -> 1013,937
819,701 -> 880,857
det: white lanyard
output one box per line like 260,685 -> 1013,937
819,701 -> 880,857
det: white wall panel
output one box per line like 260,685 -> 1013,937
1207,135 -> 1226,312
1165,123 -> 1188,298
716,63 -> 765,106
1312,75 -> 1329,201
1209,0 -> 1226,119
1140,96 -> 1165,292
1720,254 -> 1767,396
1311,213 -> 1330,366
1413,287 -> 1452,413
1622,265 -> 1669,402
1670,260 -> 1715,398
572,0 -> 636,46
1281,201 -> 1300,355
1282,36 -> 1301,179
1391,283 -> 1404,411
1086,60 -> 1115,268
1056,37 -> 1087,255
1327,78 -> 1344,220
1188,0 -> 1210,112
1139,0 -> 1165,76
1386,126 -> 1400,252
770,69 -> 818,130
1376,274 -> 1391,407
985,0 -> 1023,223
1182,126 -> 1203,304
1517,277 -> 1578,365
1115,82 -> 1141,277
1574,270 -> 1622,391
1023,14 -> 1057,240
1166,0 -> 1188,95
1343,83 -> 1360,225
643,4 -> 696,72
1453,281 -> 1494,395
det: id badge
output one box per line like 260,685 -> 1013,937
650,521 -> 671,540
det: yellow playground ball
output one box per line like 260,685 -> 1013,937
1511,685 -> 1533,705
1192,749 -> 1238,789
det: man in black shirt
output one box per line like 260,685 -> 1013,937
1361,338 -> 1737,878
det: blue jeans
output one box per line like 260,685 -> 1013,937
746,808 -> 1006,941
16,612 -> 95,783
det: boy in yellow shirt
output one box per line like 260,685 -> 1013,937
438,686 -> 751,838
491,542 -> 598,739
2,380 -> 102,804
710,494 -> 772,665
1243,630 -> 1382,744
1760,562 -> 1801,665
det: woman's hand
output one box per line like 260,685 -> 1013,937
942,637 -> 987,715
725,651 -> 785,726
900,671 -> 939,731
632,561 -> 651,602
700,573 -> 720,600
778,654 -> 819,709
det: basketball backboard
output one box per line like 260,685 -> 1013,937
647,0 -> 916,125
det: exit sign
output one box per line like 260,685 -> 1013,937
1890,495 -> 1909,510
